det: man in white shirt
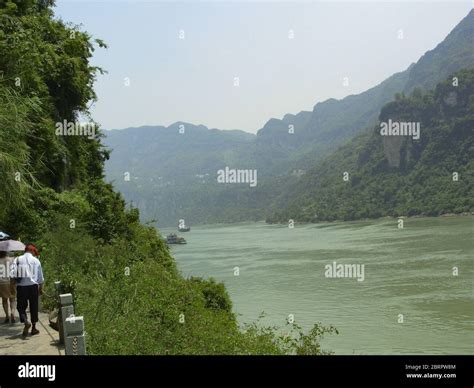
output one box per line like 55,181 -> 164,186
10,244 -> 44,338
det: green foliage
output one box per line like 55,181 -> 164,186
289,323 -> 339,355
238,318 -> 338,355
189,277 -> 233,313
0,1 -> 108,190
0,85 -> 41,220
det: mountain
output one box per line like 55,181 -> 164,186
105,122 -> 256,184
104,10 -> 474,226
402,9 -> 474,95
266,69 -> 474,223
257,9 -> 474,173
104,122 -> 264,226
255,69 -> 411,175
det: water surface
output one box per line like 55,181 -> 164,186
163,217 -> 473,354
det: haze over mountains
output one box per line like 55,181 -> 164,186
104,10 -> 474,227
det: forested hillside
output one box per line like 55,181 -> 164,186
267,69 -> 474,223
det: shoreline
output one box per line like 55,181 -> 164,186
157,212 -> 474,229
265,212 -> 474,226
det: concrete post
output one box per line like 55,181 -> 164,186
59,293 -> 74,346
64,316 -> 86,355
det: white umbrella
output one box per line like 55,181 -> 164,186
0,240 -> 25,252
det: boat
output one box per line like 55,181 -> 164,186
178,226 -> 191,232
166,233 -> 187,244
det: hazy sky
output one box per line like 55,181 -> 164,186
55,1 -> 473,133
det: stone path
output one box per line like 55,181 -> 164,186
0,311 -> 63,355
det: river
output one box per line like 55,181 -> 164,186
162,216 -> 473,354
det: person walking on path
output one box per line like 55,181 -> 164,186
10,244 -> 44,338
0,250 -> 16,324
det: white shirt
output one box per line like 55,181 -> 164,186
10,253 -> 44,286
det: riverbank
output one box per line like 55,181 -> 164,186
157,211 -> 474,229
264,212 -> 474,226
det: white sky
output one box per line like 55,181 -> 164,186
55,1 -> 473,133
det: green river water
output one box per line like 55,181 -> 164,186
163,216 -> 473,354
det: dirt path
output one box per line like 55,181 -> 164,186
0,311 -> 63,355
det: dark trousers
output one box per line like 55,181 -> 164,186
16,285 -> 39,324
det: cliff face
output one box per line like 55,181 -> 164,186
383,136 -> 405,168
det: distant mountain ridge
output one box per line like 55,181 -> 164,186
105,122 -> 255,182
104,10 -> 474,226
